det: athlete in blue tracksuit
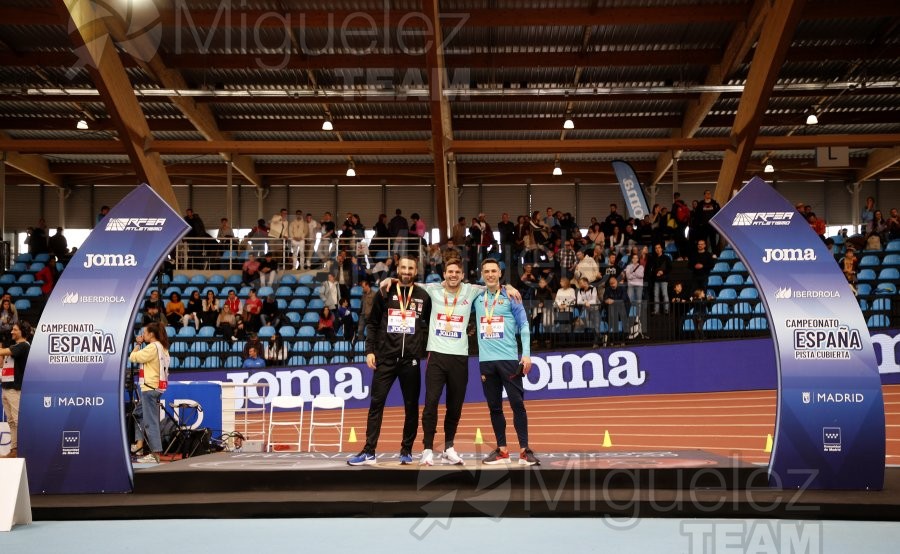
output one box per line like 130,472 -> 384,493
475,258 -> 540,466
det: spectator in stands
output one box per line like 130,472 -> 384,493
0,298 -> 18,346
529,211 -> 550,246
370,213 -> 390,257
649,244 -> 671,315
48,228 -> 68,259
690,289 -> 713,340
320,272 -> 340,310
246,219 -> 269,255
586,223 -> 605,250
602,276 -> 630,346
554,277 -> 577,312
224,289 -> 241,317
888,208 -> 900,241
217,217 -> 234,240
165,291 -> 186,330
575,277 -> 600,348
556,239 -> 577,280
260,294 -> 283,329
497,212 -> 516,257
370,257 -> 394,284
409,213 -> 427,252
518,263 -> 537,292
258,252 -> 279,288
201,290 -> 220,328
861,196 -> 876,232
242,346 -> 265,369
216,304 -> 238,341
603,203 -> 626,237
241,253 -> 261,287
574,250 -> 599,284
841,249 -> 859,287
531,277 -> 554,347
355,279 -> 376,343
478,213 -> 496,261
241,332 -> 263,360
689,239 -> 715,292
242,289 -> 263,332
142,303 -> 164,327
263,333 -> 288,367
695,189 -> 721,251
336,297 -> 355,340
330,251 -> 353,301
305,213 -> 320,266
426,244 -> 443,276
289,210 -> 309,270
871,210 -> 889,243
96,205 -> 110,225
317,307 -> 337,344
182,290 -> 202,331
35,254 -> 60,296
268,208 -> 289,256
607,225 -> 624,255
624,253 -> 646,332
865,229 -> 883,251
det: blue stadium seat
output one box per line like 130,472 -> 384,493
857,269 -> 877,281
724,318 -> 745,331
190,275 -> 207,285
871,298 -> 891,312
258,326 -> 276,338
856,283 -> 872,295
276,286 -> 293,297
278,326 -> 296,337
224,356 -> 243,368
33,253 -> 49,263
202,356 -> 221,369
288,355 -> 307,366
226,274 -> 243,284
886,240 -> 900,252
426,273 -> 442,283
350,298 -> 361,310
725,274 -> 744,286
878,268 -> 899,280
350,286 -> 363,297
682,320 -> 695,332
170,342 -> 188,353
166,325 -> 177,337
333,340 -> 352,352
858,298 -> 869,311
306,355 -> 328,365
292,340 -> 312,352
717,288 -> 737,300
232,341 -> 246,352
277,298 -> 288,310
711,262 -> 731,273
330,355 -> 349,364
733,302 -> 753,315
867,314 -> 890,328
178,326 -> 197,338
190,342 -> 209,353
702,318 -> 723,332
211,341 -> 231,353
280,274 -> 298,285
883,254 -> 900,266
208,274 -> 226,284
744,275 -> 754,285
302,312 -> 320,323
172,275 -> 189,285
859,255 -> 881,267
354,341 -> 366,353
198,326 -> 216,337
739,288 -> 759,299
6,286 -> 23,297
0,274 -> 15,285
308,299 -> 324,310
285,311 -> 301,323
294,286 -> 312,297
298,326 -> 316,337
24,286 -> 42,297
258,286 -> 275,298
710,303 -> 730,316
353,355 -> 367,364
718,249 -> 737,260
748,317 -> 768,330
169,357 -> 180,369
182,356 -> 201,369
313,341 -> 332,353
14,299 -> 30,311
14,253 -> 32,263
9,263 -> 27,273
289,298 -> 307,310
876,283 -> 897,295
17,273 -> 35,284
707,275 -> 724,287
298,274 -> 315,284
732,261 -> 747,273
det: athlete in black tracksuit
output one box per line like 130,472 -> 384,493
358,279 -> 431,459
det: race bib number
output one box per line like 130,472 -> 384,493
435,314 -> 465,339
479,316 -> 505,340
387,308 -> 416,334
0,356 -> 13,383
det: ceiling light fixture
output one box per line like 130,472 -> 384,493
805,113 -> 818,125
763,163 -> 775,173
346,162 -> 356,177
552,161 -> 563,176
322,117 -> 333,131
563,116 -> 575,130
76,118 -> 89,130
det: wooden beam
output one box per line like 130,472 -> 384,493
0,132 -> 62,187
713,0 -> 807,204
651,0 -> 771,187
423,0 -> 452,242
61,0 -> 179,212
856,146 -> 900,184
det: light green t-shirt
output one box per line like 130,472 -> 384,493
422,282 -> 482,356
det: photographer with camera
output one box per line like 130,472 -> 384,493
129,322 -> 171,464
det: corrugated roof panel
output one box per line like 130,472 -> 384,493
152,131 -> 208,140
230,130 -> 340,141
454,130 -> 560,140
341,130 -> 431,141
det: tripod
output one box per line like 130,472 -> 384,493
163,400 -> 208,460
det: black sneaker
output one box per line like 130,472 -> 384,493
518,448 -> 541,466
482,447 -> 511,465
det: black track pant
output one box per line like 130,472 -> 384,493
421,351 -> 469,450
362,357 -> 421,455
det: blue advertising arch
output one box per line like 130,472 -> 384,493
20,185 -> 190,494
711,177 -> 885,490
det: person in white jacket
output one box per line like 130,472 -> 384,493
289,210 -> 309,270
623,253 -> 645,335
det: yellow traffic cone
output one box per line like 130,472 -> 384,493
474,428 -> 484,445
348,427 -> 358,443
602,430 -> 612,448
764,434 -> 773,453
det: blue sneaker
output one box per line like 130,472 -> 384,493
399,452 -> 413,465
347,452 -> 376,466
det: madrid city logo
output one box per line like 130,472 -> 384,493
732,212 -> 793,226
66,0 -> 162,80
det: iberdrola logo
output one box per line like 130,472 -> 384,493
65,0 -> 162,79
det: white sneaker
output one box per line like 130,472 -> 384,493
442,447 -> 464,466
419,448 -> 434,466
135,453 -> 159,464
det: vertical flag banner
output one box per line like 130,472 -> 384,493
611,160 -> 651,220
711,177 -> 885,490
20,185 -> 190,494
